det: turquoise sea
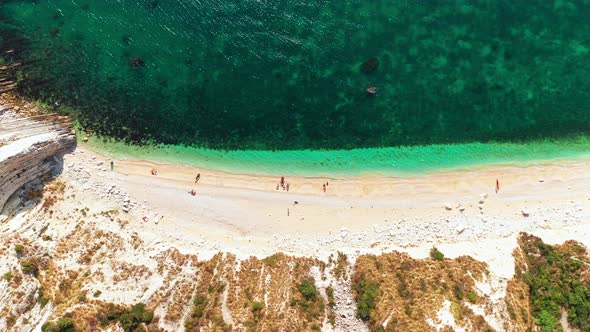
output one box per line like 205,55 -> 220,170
1,0 -> 590,175
85,136 -> 590,177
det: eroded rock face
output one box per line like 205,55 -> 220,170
0,107 -> 76,211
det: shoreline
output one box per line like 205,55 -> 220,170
56,142 -> 590,281
83,134 -> 590,178
80,140 -> 590,192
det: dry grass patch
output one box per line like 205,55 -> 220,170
353,251 -> 493,331
41,179 -> 66,211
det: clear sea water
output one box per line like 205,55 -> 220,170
85,135 -> 590,177
1,0 -> 590,175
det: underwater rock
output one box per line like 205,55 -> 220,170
366,86 -> 377,96
130,57 -> 145,68
361,57 -> 379,74
49,28 -> 59,37
147,0 -> 159,10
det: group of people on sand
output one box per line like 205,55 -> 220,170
277,176 -> 290,192
148,166 -> 500,199
149,167 -> 201,196
189,173 -> 201,196
276,176 -> 332,193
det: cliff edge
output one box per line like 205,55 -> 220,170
0,104 -> 76,212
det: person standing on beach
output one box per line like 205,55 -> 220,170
195,173 -> 201,183
496,179 -> 500,193
110,161 -> 114,171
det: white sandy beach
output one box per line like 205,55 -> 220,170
58,144 -> 590,278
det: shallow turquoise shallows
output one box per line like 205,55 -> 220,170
85,136 -> 590,177
2,0 -> 590,174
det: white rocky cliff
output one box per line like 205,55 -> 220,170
0,105 -> 76,211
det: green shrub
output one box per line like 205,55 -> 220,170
38,289 -> 49,307
326,286 -> 335,307
353,277 -> 380,321
119,303 -> 153,331
467,291 -> 477,303
97,302 -> 153,331
297,280 -> 317,301
251,301 -> 264,322
430,247 -> 444,261
20,259 -> 39,276
93,290 -> 102,297
3,272 -> 13,282
14,244 -> 24,254
41,314 -> 74,332
41,322 -> 59,332
251,301 -> 264,311
191,296 -> 207,319
262,254 -> 279,267
56,316 -> 75,332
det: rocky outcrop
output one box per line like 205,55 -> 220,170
0,106 -> 76,211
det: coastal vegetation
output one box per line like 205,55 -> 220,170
41,303 -> 154,332
353,276 -> 380,321
0,197 -> 587,332
517,233 -> 590,332
352,252 -> 493,331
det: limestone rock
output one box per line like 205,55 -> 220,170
0,110 -> 76,210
